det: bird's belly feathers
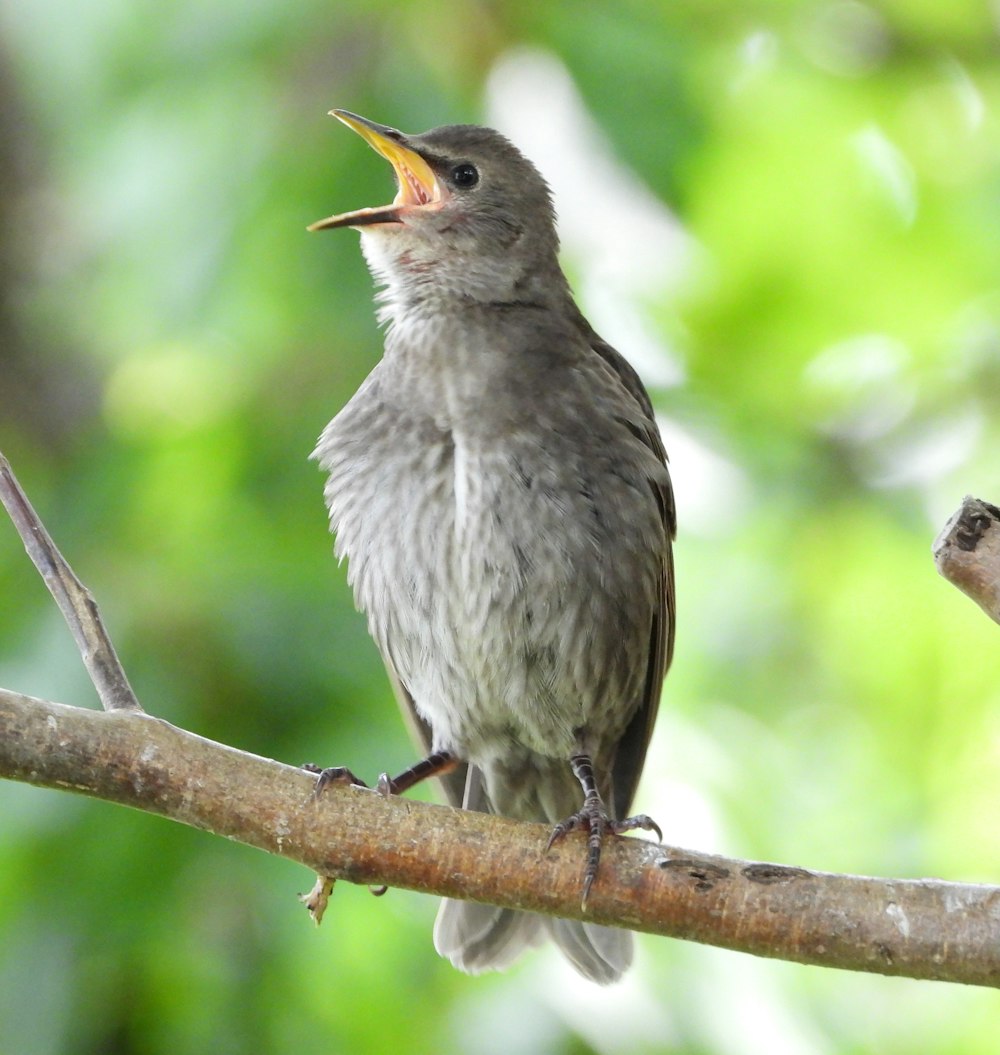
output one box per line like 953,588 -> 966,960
317,397 -> 662,765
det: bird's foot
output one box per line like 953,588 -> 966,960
547,800 -> 661,908
304,754 -> 456,900
302,764 -> 387,896
304,749 -> 458,801
302,763 -> 370,797
548,754 -> 662,908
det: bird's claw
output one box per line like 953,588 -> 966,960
613,813 -> 663,843
548,801 -> 662,908
545,814 -> 584,850
304,764 -> 370,800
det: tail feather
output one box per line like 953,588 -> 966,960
433,901 -> 543,974
546,917 -> 632,984
434,900 -> 631,984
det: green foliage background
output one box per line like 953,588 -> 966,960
2,1 -> 999,1052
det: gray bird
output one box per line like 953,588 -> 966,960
309,110 -> 675,984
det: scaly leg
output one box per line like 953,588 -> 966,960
547,753 -> 662,907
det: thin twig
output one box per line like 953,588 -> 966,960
933,496 -> 1000,626
0,452 -> 142,712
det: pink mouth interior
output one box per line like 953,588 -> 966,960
397,165 -> 435,206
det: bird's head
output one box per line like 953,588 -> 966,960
309,111 -> 562,306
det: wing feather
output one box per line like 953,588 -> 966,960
587,332 -> 676,819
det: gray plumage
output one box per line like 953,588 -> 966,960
311,115 -> 675,983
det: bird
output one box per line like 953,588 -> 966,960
309,109 -> 675,984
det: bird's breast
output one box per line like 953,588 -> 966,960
316,363 -> 664,763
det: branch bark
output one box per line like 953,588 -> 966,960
2,686 -> 1000,988
0,453 -> 141,711
933,496 -> 1000,626
4,451 -> 1000,989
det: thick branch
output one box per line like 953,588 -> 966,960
2,686 -> 999,988
933,496 -> 1000,626
4,453 -> 1000,986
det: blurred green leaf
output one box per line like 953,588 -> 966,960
2,2 -> 1000,1053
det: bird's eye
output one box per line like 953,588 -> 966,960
450,163 -> 479,188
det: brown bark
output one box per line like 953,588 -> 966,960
4,454 -> 1000,989
933,496 -> 1000,626
0,454 -> 141,711
2,686 -> 999,988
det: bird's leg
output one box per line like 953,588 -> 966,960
304,752 -> 458,799
369,753 -> 457,899
547,753 -> 663,908
374,750 -> 458,797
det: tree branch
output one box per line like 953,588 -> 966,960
0,453 -> 141,711
2,686 -> 1000,987
4,449 -> 1000,989
934,496 -> 1000,626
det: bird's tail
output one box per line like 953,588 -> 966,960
432,766 -> 632,984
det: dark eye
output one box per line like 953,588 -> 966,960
450,163 -> 479,188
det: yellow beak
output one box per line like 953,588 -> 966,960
308,110 -> 443,231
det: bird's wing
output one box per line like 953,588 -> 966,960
588,333 -> 676,820
383,659 -> 470,808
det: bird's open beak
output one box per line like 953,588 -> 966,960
308,110 -> 444,231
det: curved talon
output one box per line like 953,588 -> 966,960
368,884 -> 389,897
546,815 -> 583,851
615,813 -> 662,843
375,772 -> 394,798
